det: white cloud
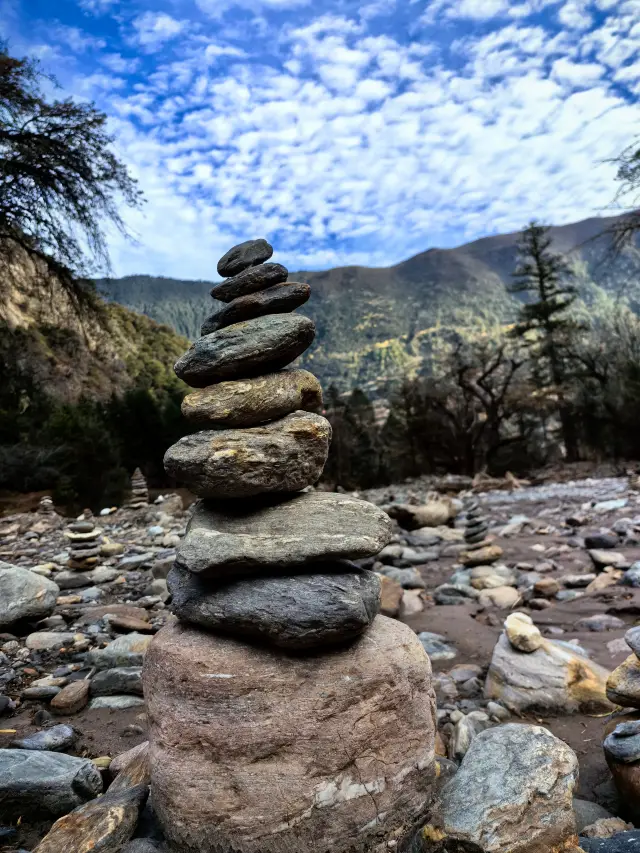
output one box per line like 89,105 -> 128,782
130,12 -> 188,49
50,24 -> 106,53
558,0 -> 593,30
77,0 -> 117,13
15,0 -> 636,278
552,57 -> 604,85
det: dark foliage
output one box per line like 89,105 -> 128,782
0,46 -> 141,315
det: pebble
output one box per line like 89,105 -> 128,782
90,667 -> 143,696
89,695 -> 145,710
417,632 -> 457,661
202,282 -> 310,333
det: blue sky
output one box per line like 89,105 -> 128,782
2,0 -> 639,278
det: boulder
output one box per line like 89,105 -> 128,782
90,667 -> 144,696
175,492 -> 392,578
181,369 -> 322,428
144,617 -> 437,853
426,724 -> 579,853
580,832 -> 640,851
10,725 -> 76,752
174,314 -> 315,387
386,501 -> 456,531
167,563 -> 380,649
607,655 -> 640,708
0,561 -> 59,628
0,749 -> 102,818
484,632 -> 613,715
164,412 -> 331,498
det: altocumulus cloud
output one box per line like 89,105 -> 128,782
3,0 -> 640,278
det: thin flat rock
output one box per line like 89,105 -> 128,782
217,239 -> 273,277
202,282 -> 310,334
164,412 -> 331,498
211,262 -> 288,302
168,563 -> 381,649
174,314 -> 315,388
175,491 -> 393,578
181,369 -> 322,428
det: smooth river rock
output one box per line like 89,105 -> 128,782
144,616 -> 437,853
164,412 -> 331,498
426,724 -> 579,853
174,314 -> 315,387
181,369 -> 323,428
607,654 -> 640,708
0,749 -> 103,818
202,282 -> 309,333
484,632 -> 613,715
0,561 -> 59,628
216,238 -> 273,278
211,261 -> 287,301
167,562 -> 380,649
175,491 -> 393,578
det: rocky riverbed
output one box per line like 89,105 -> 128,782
4,474 -> 640,851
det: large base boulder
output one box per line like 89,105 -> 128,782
143,616 -> 437,853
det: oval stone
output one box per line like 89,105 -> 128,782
175,491 -> 393,578
164,411 -> 331,498
181,369 -> 322,428
210,263 -> 288,303
217,238 -> 273,277
202,282 -> 310,334
174,314 -> 315,388
167,563 -> 381,649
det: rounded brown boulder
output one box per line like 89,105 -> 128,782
143,616 -> 437,853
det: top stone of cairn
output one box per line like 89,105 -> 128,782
217,238 -> 273,278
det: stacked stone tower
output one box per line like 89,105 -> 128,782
463,495 -> 490,546
143,239 -> 437,853
124,467 -> 149,509
65,519 -> 102,570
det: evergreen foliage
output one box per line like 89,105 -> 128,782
0,45 -> 141,315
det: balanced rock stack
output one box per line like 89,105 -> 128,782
463,495 -> 489,546
65,520 -> 102,571
144,238 -> 438,853
124,467 -> 149,510
38,496 -> 55,515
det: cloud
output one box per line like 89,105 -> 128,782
77,0 -> 117,13
130,12 -> 188,49
12,0 -> 640,278
50,24 -> 106,53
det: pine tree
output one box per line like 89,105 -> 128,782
509,221 -> 582,460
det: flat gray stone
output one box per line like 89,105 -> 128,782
164,412 -> 331,498
626,625 -> 640,656
175,492 -> 393,579
168,563 -> 380,649
10,725 -> 76,752
0,749 -> 102,818
90,667 -> 143,696
204,281 -> 307,330
86,633 -> 152,670
604,719 -> 640,764
0,562 -> 59,628
89,696 -> 145,710
212,262 -> 287,302
216,239 -> 273,278
174,314 -> 315,388
181,369 -> 323,429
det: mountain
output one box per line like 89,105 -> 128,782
1,246 -> 189,403
97,215 -> 640,392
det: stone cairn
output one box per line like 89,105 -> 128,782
143,239 -> 437,853
463,495 -> 489,546
38,496 -> 55,515
65,519 -> 102,570
124,467 -> 149,510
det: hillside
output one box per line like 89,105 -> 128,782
1,247 -> 189,402
97,216 -> 640,392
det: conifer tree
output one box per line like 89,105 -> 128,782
509,221 -> 582,460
